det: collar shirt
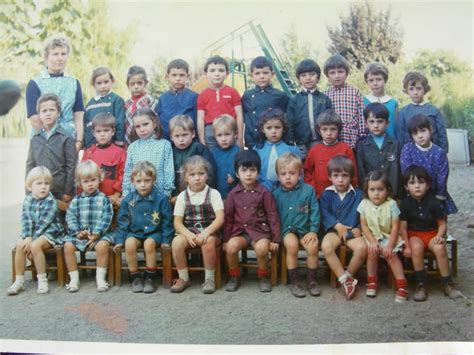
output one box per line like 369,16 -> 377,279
320,185 -> 363,232
399,192 -> 446,231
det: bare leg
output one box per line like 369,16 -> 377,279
284,233 -> 299,269
171,235 -> 190,270
321,232 -> 344,278
251,239 -> 270,270
409,237 -> 425,271
201,236 -> 218,270
143,238 -> 157,269
64,242 -> 78,272
346,237 -> 367,275
224,236 -> 248,270
94,240 -> 110,268
30,236 -> 53,274
125,237 -> 141,272
300,237 -> 319,269
429,240 -> 450,277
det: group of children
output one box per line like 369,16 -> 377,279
9,51 -> 462,303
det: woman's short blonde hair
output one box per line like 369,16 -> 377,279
43,34 -> 71,60
131,161 -> 156,182
75,160 -> 102,187
26,166 -> 53,190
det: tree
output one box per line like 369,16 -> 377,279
327,1 -> 403,69
411,49 -> 471,78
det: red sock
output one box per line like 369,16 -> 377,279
146,266 -> 158,272
228,268 -> 241,277
396,279 -> 408,289
367,275 -> 378,284
257,268 -> 270,278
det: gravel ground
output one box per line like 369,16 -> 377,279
0,139 -> 472,350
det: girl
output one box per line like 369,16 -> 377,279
83,67 -> 126,148
254,108 -> 300,191
8,167 -> 64,295
64,160 -> 114,292
170,156 -> 224,294
122,108 -> 174,198
357,171 -> 408,302
115,161 -> 174,293
124,65 -> 156,147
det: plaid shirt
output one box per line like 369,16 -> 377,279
124,93 -> 157,147
21,193 -> 64,245
323,84 -> 367,149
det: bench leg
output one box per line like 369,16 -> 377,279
161,247 -> 172,288
114,249 -> 122,286
281,246 -> 288,285
108,248 -> 115,285
215,245 -> 222,289
271,250 -> 277,286
11,248 -> 16,283
55,248 -> 65,287
451,240 -> 457,278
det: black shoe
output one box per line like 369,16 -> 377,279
132,277 -> 144,293
259,277 -> 272,292
143,278 -> 157,293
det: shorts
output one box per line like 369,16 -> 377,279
407,229 -> 437,249
363,236 -> 404,255
204,124 -> 217,149
324,228 -> 355,241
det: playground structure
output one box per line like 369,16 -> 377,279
191,21 -> 299,97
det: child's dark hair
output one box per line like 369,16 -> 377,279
234,150 -> 261,174
317,109 -> 342,131
363,170 -> 392,198
126,65 -> 148,85
327,155 -> 355,178
402,165 -> 431,186
179,155 -> 212,191
323,54 -> 350,77
407,114 -> 432,136
364,62 -> 389,82
167,59 -> 189,74
92,112 -> 116,130
363,103 -> 389,121
36,93 -> 61,113
91,67 -> 114,86
250,56 -> 273,72
295,59 -> 321,79
403,71 -> 431,92
132,108 -> 163,139
255,108 -> 289,147
204,55 -> 228,73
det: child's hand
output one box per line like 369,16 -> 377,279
77,230 -> 90,240
351,228 -> 361,238
269,242 -> 279,253
368,240 -> 380,257
334,223 -> 348,243
383,245 -> 394,260
75,141 -> 83,153
433,236 -> 446,245
86,233 -> 99,249
113,244 -> 123,253
21,237 -> 33,253
302,232 -> 317,246
185,234 -> 197,248
170,196 -> 177,206
226,174 -> 235,185
108,192 -> 121,206
161,243 -> 170,248
403,244 -> 412,258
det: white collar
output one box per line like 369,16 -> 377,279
94,90 -> 112,101
186,185 -> 209,196
325,184 -> 355,193
415,142 -> 433,151
365,93 -> 392,104
412,101 -> 428,106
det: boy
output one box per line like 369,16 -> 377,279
155,59 -> 198,140
356,103 -> 402,198
223,150 -> 280,292
210,115 -> 241,199
304,110 -> 357,197
272,153 -> 321,298
82,113 -> 126,207
197,55 -> 244,148
25,93 -> 76,210
287,59 -> 332,159
400,166 -> 462,301
241,56 -> 289,149
323,54 -> 366,149
169,114 -> 217,202
320,155 -> 366,300
363,62 -> 398,139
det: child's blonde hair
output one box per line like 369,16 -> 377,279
26,166 -> 53,190
275,153 -> 303,175
179,155 -> 212,191
131,161 -> 156,182
36,93 -> 61,114
43,34 -> 71,61
212,114 -> 237,134
91,66 -> 115,86
92,112 -> 116,130
169,114 -> 195,134
75,160 -> 103,187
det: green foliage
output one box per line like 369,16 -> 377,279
411,49 -> 471,78
327,1 -> 403,69
442,97 -> 474,141
149,56 -> 171,96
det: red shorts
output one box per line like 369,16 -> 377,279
407,230 -> 437,249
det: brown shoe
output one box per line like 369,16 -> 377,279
308,280 -> 321,297
443,283 -> 463,299
414,283 -> 427,302
289,282 -> 306,298
170,278 -> 191,293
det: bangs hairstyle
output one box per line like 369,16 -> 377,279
179,155 -> 212,191
364,62 -> 389,82
323,54 -> 350,76
126,65 -> 148,85
317,109 -> 342,131
132,108 -> 163,139
402,165 -> 431,186
295,59 -> 321,79
91,67 -> 114,86
212,114 -> 238,134
403,71 -> 431,92
131,161 -> 156,182
204,55 -> 229,73
234,150 -> 261,173
167,59 -> 189,74
250,56 -> 273,72
363,103 -> 389,121
169,114 -> 195,134
92,112 -> 116,130
26,166 -> 53,190
37,93 -> 61,113
256,108 -> 289,146
275,153 -> 303,174
327,155 -> 355,177
75,160 -> 102,187
43,34 -> 71,60
363,170 -> 392,198
407,114 -> 432,136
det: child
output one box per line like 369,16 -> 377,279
356,103 -> 402,199
357,171 -> 408,302
115,161 -> 174,293
363,62 -> 398,139
210,115 -> 241,199
170,156 -> 224,294
122,108 -> 174,198
64,161 -> 114,292
397,71 -> 448,152
323,54 -> 366,149
241,56 -> 289,149
400,114 -> 457,214
196,55 -> 244,148
156,59 -> 198,140
272,153 -> 321,298
82,113 -> 126,208
399,166 -> 462,301
25,93 -> 76,209
304,110 -> 357,197
320,155 -> 366,300
124,65 -> 156,147
254,108 -> 300,191
287,59 -> 332,159
170,114 -> 216,202
83,67 -> 126,148
223,150 -> 280,292
7,167 -> 64,295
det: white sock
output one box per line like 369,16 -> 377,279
178,268 -> 189,282
345,271 -> 354,279
37,273 -> 48,292
69,270 -> 80,286
15,275 -> 25,285
96,267 -> 107,284
205,269 -> 215,281
338,274 -> 348,283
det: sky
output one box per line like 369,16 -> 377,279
109,0 -> 473,71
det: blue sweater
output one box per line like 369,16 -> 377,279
320,186 -> 363,232
210,144 -> 241,199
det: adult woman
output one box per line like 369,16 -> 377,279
26,34 -> 84,152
